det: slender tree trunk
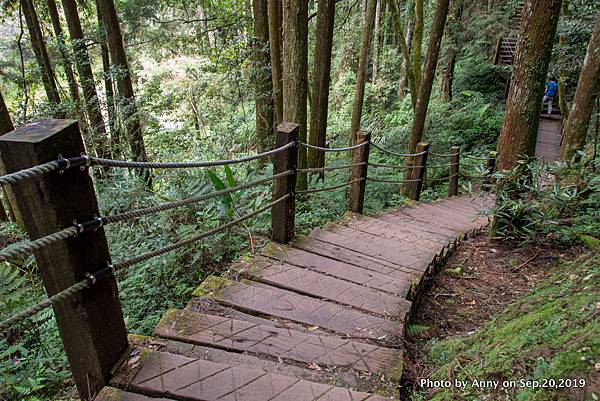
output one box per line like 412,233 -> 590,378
268,0 -> 283,125
349,0 -> 377,145
61,0 -> 110,159
96,0 -> 118,154
440,0 -> 463,102
282,0 -> 308,189
372,0 -> 382,82
97,0 -> 149,166
398,19 -> 413,103
496,0 -> 562,170
558,0 -> 569,118
253,0 -> 275,152
21,0 -> 62,108
412,0 -> 424,95
46,0 -> 80,104
0,92 -> 19,223
560,8 -> 600,160
308,0 -> 336,170
403,0 -> 451,192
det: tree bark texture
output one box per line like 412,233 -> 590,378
282,0 -> 308,189
349,0 -> 377,145
21,0 -> 62,108
496,0 -> 562,170
440,0 -> 463,102
61,0 -> 110,159
96,0 -> 148,163
46,0 -> 80,105
253,0 -> 275,153
403,0 -> 450,191
308,0 -> 336,170
372,0 -> 382,82
560,8 -> 600,160
411,0 -> 424,95
0,92 -> 18,223
268,0 -> 284,125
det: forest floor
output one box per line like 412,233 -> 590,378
401,234 -> 599,401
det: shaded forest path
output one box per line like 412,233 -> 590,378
95,194 -> 493,401
494,2 -> 563,163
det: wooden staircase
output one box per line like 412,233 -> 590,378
94,195 -> 493,401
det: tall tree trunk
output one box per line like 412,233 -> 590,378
558,0 -> 569,118
268,0 -> 283,125
96,0 -> 118,154
496,0 -> 562,170
398,18 -> 413,103
308,0 -> 336,170
282,0 -> 308,189
412,0 -> 424,95
560,8 -> 600,160
440,0 -> 463,102
46,0 -> 80,104
61,0 -> 110,159
372,0 -> 382,82
253,0 -> 275,152
403,0 -> 451,192
0,92 -> 19,224
97,0 -> 149,165
21,0 -> 62,109
349,0 -> 377,145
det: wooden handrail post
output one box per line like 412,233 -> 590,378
408,142 -> 429,201
448,145 -> 460,197
272,122 -> 299,244
0,120 -> 128,400
348,130 -> 371,214
485,151 -> 497,186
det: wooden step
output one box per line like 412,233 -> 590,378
95,387 -> 174,401
193,276 -> 404,340
110,349 -> 389,401
155,309 -> 403,375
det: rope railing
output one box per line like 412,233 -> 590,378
367,177 -> 422,184
428,173 -> 459,183
296,178 -> 364,194
298,163 -> 365,174
0,157 -> 87,186
430,151 -> 460,158
369,141 -> 427,157
0,194 -> 289,330
463,154 -> 494,161
298,141 -> 368,152
368,162 -> 423,169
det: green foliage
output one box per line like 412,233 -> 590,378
491,156 -> 600,246
421,252 -> 600,401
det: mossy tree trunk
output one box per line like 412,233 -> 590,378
496,0 -> 562,171
308,0 -> 335,170
402,0 -> 451,192
560,8 -> 600,161
0,92 -> 19,224
282,0 -> 308,189
558,0 -> 569,119
349,0 -> 377,145
372,0 -> 382,83
61,0 -> 110,159
97,0 -> 149,166
268,0 -> 283,125
252,0 -> 275,153
440,0 -> 463,102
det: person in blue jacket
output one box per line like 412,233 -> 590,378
543,77 -> 559,115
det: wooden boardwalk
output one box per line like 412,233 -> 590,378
95,194 -> 493,401
536,113 -> 562,163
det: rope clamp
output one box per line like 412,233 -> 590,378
85,272 -> 97,285
57,154 -> 70,174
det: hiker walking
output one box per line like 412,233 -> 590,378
543,77 -> 559,115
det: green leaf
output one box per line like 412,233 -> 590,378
206,170 -> 233,212
224,165 -> 236,188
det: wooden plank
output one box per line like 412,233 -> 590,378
95,387 -> 174,401
155,309 -> 401,373
262,243 -> 413,296
195,277 -> 403,339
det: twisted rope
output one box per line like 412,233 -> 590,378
0,161 -> 59,186
461,162 -> 487,168
369,142 -> 426,157
110,194 -> 289,271
298,163 -> 365,173
368,162 -> 423,169
367,177 -> 421,184
0,226 -> 79,263
89,142 -> 294,169
104,171 -> 290,224
296,178 -> 364,194
463,154 -> 493,161
0,278 -> 90,332
461,173 -> 487,179
298,141 -> 368,152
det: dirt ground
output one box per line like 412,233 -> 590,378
401,234 -> 578,398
